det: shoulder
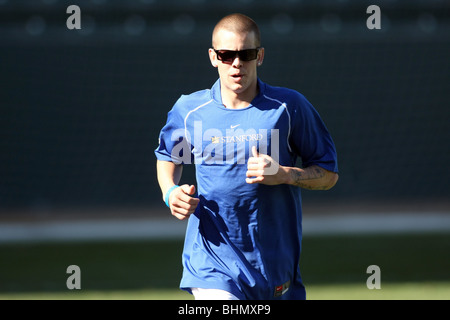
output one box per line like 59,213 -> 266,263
173,89 -> 213,114
262,82 -> 310,109
261,81 -> 322,123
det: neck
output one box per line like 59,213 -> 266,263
221,81 -> 258,109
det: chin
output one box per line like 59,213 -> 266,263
227,82 -> 247,94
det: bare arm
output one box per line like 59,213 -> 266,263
156,160 -> 199,220
283,165 -> 338,190
246,146 -> 338,190
156,160 -> 183,199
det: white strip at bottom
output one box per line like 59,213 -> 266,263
0,213 -> 449,243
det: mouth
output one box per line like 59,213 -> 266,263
230,73 -> 244,81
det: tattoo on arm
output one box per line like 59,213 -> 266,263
290,165 -> 329,190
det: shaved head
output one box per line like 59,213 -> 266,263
212,13 -> 261,48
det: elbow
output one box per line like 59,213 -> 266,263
324,172 -> 339,190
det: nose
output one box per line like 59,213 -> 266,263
231,55 -> 243,68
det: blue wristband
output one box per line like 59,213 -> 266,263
164,185 -> 179,208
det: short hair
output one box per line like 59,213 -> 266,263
212,13 -> 261,48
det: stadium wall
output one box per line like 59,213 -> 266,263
1,1 -> 449,214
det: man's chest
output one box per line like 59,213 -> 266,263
185,105 -> 291,164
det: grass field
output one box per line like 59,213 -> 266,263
1,282 -> 450,300
0,232 -> 449,300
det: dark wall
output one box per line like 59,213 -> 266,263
1,1 -> 449,212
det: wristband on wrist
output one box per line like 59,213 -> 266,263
164,185 -> 179,208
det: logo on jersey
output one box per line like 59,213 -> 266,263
211,136 -> 220,144
274,280 -> 290,297
169,121 -> 280,175
210,133 -> 263,144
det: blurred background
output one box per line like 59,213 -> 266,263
0,0 -> 449,299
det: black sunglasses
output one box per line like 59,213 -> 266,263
213,48 -> 260,64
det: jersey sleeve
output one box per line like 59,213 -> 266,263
154,96 -> 193,165
289,94 -> 338,173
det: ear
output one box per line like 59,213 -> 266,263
257,47 -> 265,67
209,48 -> 218,68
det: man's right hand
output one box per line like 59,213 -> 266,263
168,184 -> 200,220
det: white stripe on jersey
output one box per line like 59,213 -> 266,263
184,99 -> 213,145
263,94 -> 292,153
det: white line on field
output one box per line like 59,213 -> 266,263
0,212 -> 449,243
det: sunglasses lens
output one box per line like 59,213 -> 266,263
240,49 -> 258,61
215,49 -> 259,63
217,51 -> 236,63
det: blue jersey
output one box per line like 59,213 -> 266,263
155,78 -> 338,300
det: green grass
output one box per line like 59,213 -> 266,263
0,232 -> 449,300
0,289 -> 193,300
307,281 -> 450,300
1,282 -> 449,300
